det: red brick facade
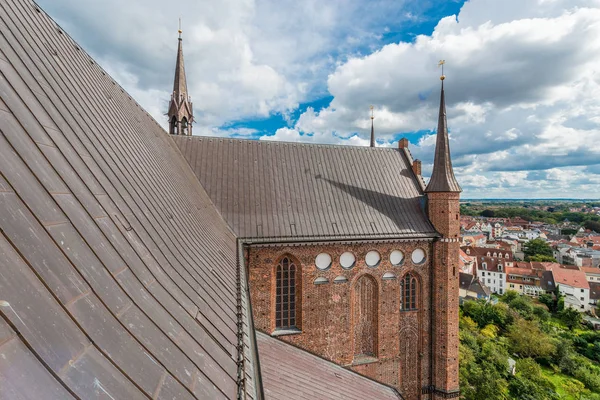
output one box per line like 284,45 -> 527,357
428,192 -> 461,398
246,241 -> 435,398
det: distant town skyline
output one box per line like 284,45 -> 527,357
38,0 -> 600,198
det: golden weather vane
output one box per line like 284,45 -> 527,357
178,18 -> 182,38
438,59 -> 446,80
370,105 -> 374,120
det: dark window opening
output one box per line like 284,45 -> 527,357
170,116 -> 178,135
402,273 -> 418,311
276,257 -> 297,329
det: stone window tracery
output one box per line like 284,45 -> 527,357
276,257 -> 297,329
401,273 -> 418,311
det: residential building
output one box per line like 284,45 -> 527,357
549,267 -> 591,312
459,273 -> 491,302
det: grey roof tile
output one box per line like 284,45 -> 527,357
0,0 -> 257,397
173,136 -> 438,240
256,332 -> 401,400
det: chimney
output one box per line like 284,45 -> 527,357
398,138 -> 409,149
412,159 -> 422,176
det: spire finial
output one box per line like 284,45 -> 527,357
178,18 -> 182,39
370,105 -> 374,120
438,59 -> 445,80
425,65 -> 461,193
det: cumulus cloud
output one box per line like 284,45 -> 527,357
38,0 -> 600,198
271,0 -> 600,198
37,0 -> 425,128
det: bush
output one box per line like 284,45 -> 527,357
533,306 -> 550,323
509,296 -> 534,319
559,307 -> 583,330
508,318 -> 555,359
501,290 -> 519,304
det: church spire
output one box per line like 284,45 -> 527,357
370,105 -> 375,147
425,62 -> 461,192
168,19 -> 193,135
173,19 -> 188,100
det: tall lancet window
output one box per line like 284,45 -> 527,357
402,273 -> 418,311
276,257 -> 297,329
353,275 -> 378,358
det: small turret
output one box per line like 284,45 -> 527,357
167,19 -> 193,136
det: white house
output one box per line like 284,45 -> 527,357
551,267 -> 591,312
476,256 -> 507,295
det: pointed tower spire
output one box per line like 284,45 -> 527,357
426,60 -> 461,399
370,105 -> 375,147
425,62 -> 461,192
167,19 -> 193,135
173,19 -> 188,100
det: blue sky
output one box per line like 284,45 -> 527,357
226,0 -> 465,142
38,0 -> 600,199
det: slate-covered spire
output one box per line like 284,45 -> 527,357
167,20 -> 193,136
425,73 -> 461,192
370,105 -> 375,147
173,29 -> 188,99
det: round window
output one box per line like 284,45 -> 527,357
340,252 -> 356,269
390,250 -> 404,266
365,251 -> 381,268
411,248 -> 426,265
315,253 -> 332,270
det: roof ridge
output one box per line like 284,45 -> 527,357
177,135 -> 404,151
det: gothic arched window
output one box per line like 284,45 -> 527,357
353,275 -> 378,358
401,273 -> 418,311
181,117 -> 188,135
276,257 -> 297,329
170,116 -> 178,135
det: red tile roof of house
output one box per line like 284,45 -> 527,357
550,267 -> 590,290
581,267 -> 600,275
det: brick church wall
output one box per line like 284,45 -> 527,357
428,192 -> 461,398
246,241 -> 434,398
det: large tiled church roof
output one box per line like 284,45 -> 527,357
256,332 -> 402,400
0,0 -> 258,398
174,136 -> 438,241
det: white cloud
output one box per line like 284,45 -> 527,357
38,0 -> 600,198
38,0 -> 419,129
275,0 -> 600,198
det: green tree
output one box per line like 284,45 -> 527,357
507,318 -> 555,358
509,296 -> 534,319
584,220 -> 600,233
538,293 -> 554,312
559,307 -> 583,330
523,238 -> 554,261
563,379 -> 586,400
528,254 -> 558,262
480,209 -> 495,218
501,290 -> 519,304
462,300 -> 508,328
459,331 -> 510,400
508,358 -> 559,400
532,306 -> 550,323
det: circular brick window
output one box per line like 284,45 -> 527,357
365,251 -> 381,268
315,253 -> 332,270
389,250 -> 404,266
411,248 -> 426,265
340,252 -> 356,269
